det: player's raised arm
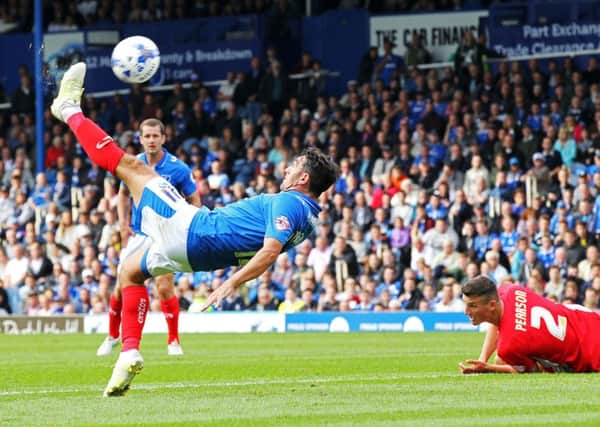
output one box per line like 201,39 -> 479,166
200,237 -> 283,311
186,190 -> 201,207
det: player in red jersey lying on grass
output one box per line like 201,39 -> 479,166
459,275 -> 600,373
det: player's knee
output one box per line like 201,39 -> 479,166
118,258 -> 148,288
156,275 -> 175,300
117,155 -> 154,178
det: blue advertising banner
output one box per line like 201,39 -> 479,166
285,312 -> 483,333
0,33 -> 34,98
489,21 -> 600,58
83,39 -> 260,93
303,9 -> 370,96
0,15 -> 264,97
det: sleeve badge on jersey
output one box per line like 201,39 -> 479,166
274,215 -> 291,231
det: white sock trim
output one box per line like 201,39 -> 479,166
61,104 -> 82,122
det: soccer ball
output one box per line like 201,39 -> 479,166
111,36 -> 160,84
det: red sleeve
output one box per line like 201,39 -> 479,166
496,341 -> 537,373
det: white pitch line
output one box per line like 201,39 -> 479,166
0,373 -> 456,397
0,352 -> 467,367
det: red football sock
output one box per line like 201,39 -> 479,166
66,113 -> 125,175
108,293 -> 122,339
160,295 -> 180,344
120,286 -> 149,352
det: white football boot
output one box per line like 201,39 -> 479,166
167,339 -> 184,356
96,336 -> 120,357
103,349 -> 144,397
50,62 -> 86,122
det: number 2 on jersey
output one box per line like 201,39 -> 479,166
530,306 -> 567,341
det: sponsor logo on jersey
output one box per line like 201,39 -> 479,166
288,231 -> 305,246
275,215 -> 290,231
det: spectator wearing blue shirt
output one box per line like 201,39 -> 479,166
431,90 -> 447,117
506,157 -> 523,190
526,103 -> 543,132
549,100 -> 563,127
425,191 -> 448,220
490,170 -> 512,202
510,237 -> 528,279
476,123 -> 489,145
334,158 -> 353,194
412,144 -> 437,175
199,86 -> 217,117
427,131 -> 447,167
513,96 -> 527,126
375,266 -> 401,299
474,219 -> 495,261
233,147 -> 259,186
499,216 -> 520,257
355,144 -> 375,181
537,234 -> 556,271
409,92 -> 427,123
30,172 -> 53,208
52,170 -> 71,211
510,189 -> 526,219
374,37 -> 403,87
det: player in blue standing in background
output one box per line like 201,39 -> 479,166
96,118 -> 200,358
50,62 -> 339,397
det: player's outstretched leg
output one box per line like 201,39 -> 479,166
96,288 -> 122,356
156,274 -> 183,356
103,248 -> 149,397
51,62 -> 157,206
51,62 -> 125,176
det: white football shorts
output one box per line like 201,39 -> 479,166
121,177 -> 200,277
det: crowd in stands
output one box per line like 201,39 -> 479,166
0,0 -> 479,34
2,4 -> 600,317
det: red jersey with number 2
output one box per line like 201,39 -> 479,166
497,284 -> 600,373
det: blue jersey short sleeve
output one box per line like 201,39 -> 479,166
171,163 -> 197,198
264,193 -> 304,245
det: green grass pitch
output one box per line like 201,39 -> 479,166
1,333 -> 599,426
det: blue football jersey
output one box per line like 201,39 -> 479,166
129,149 -> 196,233
186,191 -> 320,271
